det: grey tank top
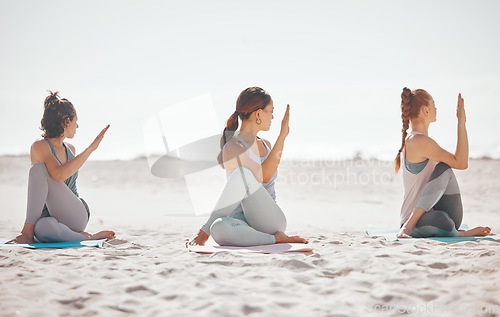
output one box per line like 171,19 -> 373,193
227,134 -> 278,219
40,139 -> 90,219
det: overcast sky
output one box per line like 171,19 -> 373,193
1,0 -> 499,160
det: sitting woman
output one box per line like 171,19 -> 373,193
395,87 -> 491,238
8,91 -> 115,244
188,87 -> 308,247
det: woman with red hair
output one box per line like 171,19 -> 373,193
395,87 -> 490,238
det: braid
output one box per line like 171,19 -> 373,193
217,111 -> 240,166
395,87 -> 412,173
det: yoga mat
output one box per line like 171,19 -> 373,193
0,238 -> 107,249
188,237 -> 313,254
366,224 -> 499,242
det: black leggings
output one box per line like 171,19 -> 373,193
412,163 -> 463,237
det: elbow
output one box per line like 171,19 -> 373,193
454,161 -> 468,170
262,173 -> 272,183
53,175 -> 66,183
49,171 -> 66,183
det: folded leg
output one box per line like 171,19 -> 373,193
26,163 -> 88,232
34,217 -> 86,242
412,210 -> 458,238
210,217 -> 275,246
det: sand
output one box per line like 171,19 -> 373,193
1,156 -> 499,317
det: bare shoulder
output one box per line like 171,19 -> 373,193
407,133 -> 435,148
261,138 -> 272,148
66,143 -> 76,154
224,137 -> 245,154
31,139 -> 49,153
30,139 -> 51,162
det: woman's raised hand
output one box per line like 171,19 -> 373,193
88,125 -> 110,152
280,104 -> 290,139
457,93 -> 466,126
186,230 -> 209,247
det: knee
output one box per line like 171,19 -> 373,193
210,218 -> 234,246
228,167 -> 261,192
229,167 -> 255,180
434,162 -> 452,174
34,217 -> 58,242
429,210 -> 455,232
29,162 -> 48,178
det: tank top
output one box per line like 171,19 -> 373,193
40,139 -> 90,219
227,133 -> 278,219
400,131 -> 437,225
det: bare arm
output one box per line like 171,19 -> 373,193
397,208 -> 426,238
261,104 -> 290,182
411,94 -> 468,169
31,125 -> 110,182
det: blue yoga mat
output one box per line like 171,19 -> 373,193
366,224 -> 498,242
0,238 -> 107,249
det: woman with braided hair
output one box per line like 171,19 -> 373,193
395,87 -> 491,238
188,87 -> 308,247
7,91 -> 115,244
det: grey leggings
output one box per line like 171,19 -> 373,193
411,162 -> 463,238
200,167 -> 287,247
26,163 -> 88,242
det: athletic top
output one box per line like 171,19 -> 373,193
405,158 -> 429,174
400,131 -> 437,225
227,133 -> 278,219
40,139 -> 90,219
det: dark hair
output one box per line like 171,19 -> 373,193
394,87 -> 432,173
40,91 -> 76,139
217,87 -> 272,166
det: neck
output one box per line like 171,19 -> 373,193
239,120 -> 259,138
410,120 -> 430,136
47,136 -> 65,149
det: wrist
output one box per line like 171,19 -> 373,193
84,147 -> 94,155
277,134 -> 287,143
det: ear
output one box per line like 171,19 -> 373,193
63,117 -> 71,127
254,109 -> 262,119
421,106 -> 430,118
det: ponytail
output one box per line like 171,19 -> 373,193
217,87 -> 272,167
217,111 -> 240,165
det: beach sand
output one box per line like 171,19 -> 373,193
1,156 -> 499,316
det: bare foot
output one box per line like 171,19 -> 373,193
80,231 -> 115,240
274,231 -> 308,244
5,234 -> 35,244
458,226 -> 491,237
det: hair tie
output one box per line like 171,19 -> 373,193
398,149 -> 402,153
233,111 -> 240,116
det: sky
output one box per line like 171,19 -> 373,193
1,0 -> 499,161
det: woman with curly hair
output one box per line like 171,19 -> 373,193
8,91 -> 115,244
395,87 -> 491,238
188,87 -> 308,247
